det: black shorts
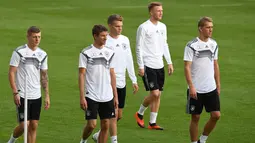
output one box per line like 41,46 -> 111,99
186,89 -> 220,114
85,97 -> 115,120
117,87 -> 126,109
142,66 -> 165,91
17,97 -> 42,122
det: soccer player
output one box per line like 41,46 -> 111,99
92,14 -> 138,143
184,17 -> 221,143
134,2 -> 174,130
79,25 -> 118,143
7,26 -> 50,143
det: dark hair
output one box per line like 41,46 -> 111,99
148,2 -> 162,12
92,25 -> 108,36
27,26 -> 40,35
107,14 -> 123,24
198,17 -> 213,28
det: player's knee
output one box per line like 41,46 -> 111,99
191,114 -> 200,122
87,122 -> 97,130
211,112 -> 221,121
100,120 -> 110,131
151,90 -> 160,98
20,121 -> 29,130
29,121 -> 38,131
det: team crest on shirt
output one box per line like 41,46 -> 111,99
122,43 -> 127,50
104,51 -> 110,58
190,105 -> 195,111
160,30 -> 164,36
37,52 -> 43,58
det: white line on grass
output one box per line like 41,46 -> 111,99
200,3 -> 243,7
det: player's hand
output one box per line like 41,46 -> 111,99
189,86 -> 197,100
114,97 -> 119,109
138,68 -> 144,77
133,84 -> 139,94
168,64 -> 174,76
80,97 -> 87,111
13,94 -> 21,107
217,87 -> 220,96
44,95 -> 50,110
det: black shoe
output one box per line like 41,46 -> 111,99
197,140 -> 200,143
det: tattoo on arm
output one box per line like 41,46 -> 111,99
41,70 -> 49,95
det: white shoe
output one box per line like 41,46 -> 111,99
92,132 -> 99,143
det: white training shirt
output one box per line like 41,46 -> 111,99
136,19 -> 172,69
106,35 -> 137,88
9,44 -> 48,99
79,45 -> 115,102
184,37 -> 218,93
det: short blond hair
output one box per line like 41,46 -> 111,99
148,2 -> 162,12
107,14 -> 123,24
198,17 -> 213,27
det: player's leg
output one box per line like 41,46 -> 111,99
98,119 -> 110,143
199,89 -> 221,143
148,68 -> 165,130
135,67 -> 158,128
28,97 -> 41,143
116,87 -> 126,121
80,97 -> 98,143
98,99 -> 115,143
109,108 -> 118,143
8,121 -> 29,143
28,120 -> 38,143
8,97 -> 29,143
187,90 -> 203,142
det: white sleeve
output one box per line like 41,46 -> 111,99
214,45 -> 218,60
9,51 -> 20,67
162,25 -> 172,64
184,45 -> 194,62
126,38 -> 137,84
79,53 -> 87,68
40,56 -> 48,70
136,26 -> 145,69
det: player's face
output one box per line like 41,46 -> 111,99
151,6 -> 163,21
109,20 -> 123,35
27,32 -> 41,47
94,31 -> 108,45
200,22 -> 213,38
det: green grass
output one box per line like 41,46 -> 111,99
1,0 -> 255,142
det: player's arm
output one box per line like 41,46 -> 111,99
136,26 -> 145,76
184,45 -> 197,99
162,25 -> 174,75
214,60 -> 220,95
214,47 -> 220,95
40,56 -> 50,110
184,61 -> 197,99
126,38 -> 138,94
41,69 -> 50,110
79,68 -> 87,110
9,66 -> 21,106
78,52 -> 88,110
9,51 -> 20,106
110,68 -> 118,108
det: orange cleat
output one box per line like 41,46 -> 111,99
134,112 -> 145,128
148,123 -> 164,130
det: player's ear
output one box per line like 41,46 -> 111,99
199,27 -> 202,32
